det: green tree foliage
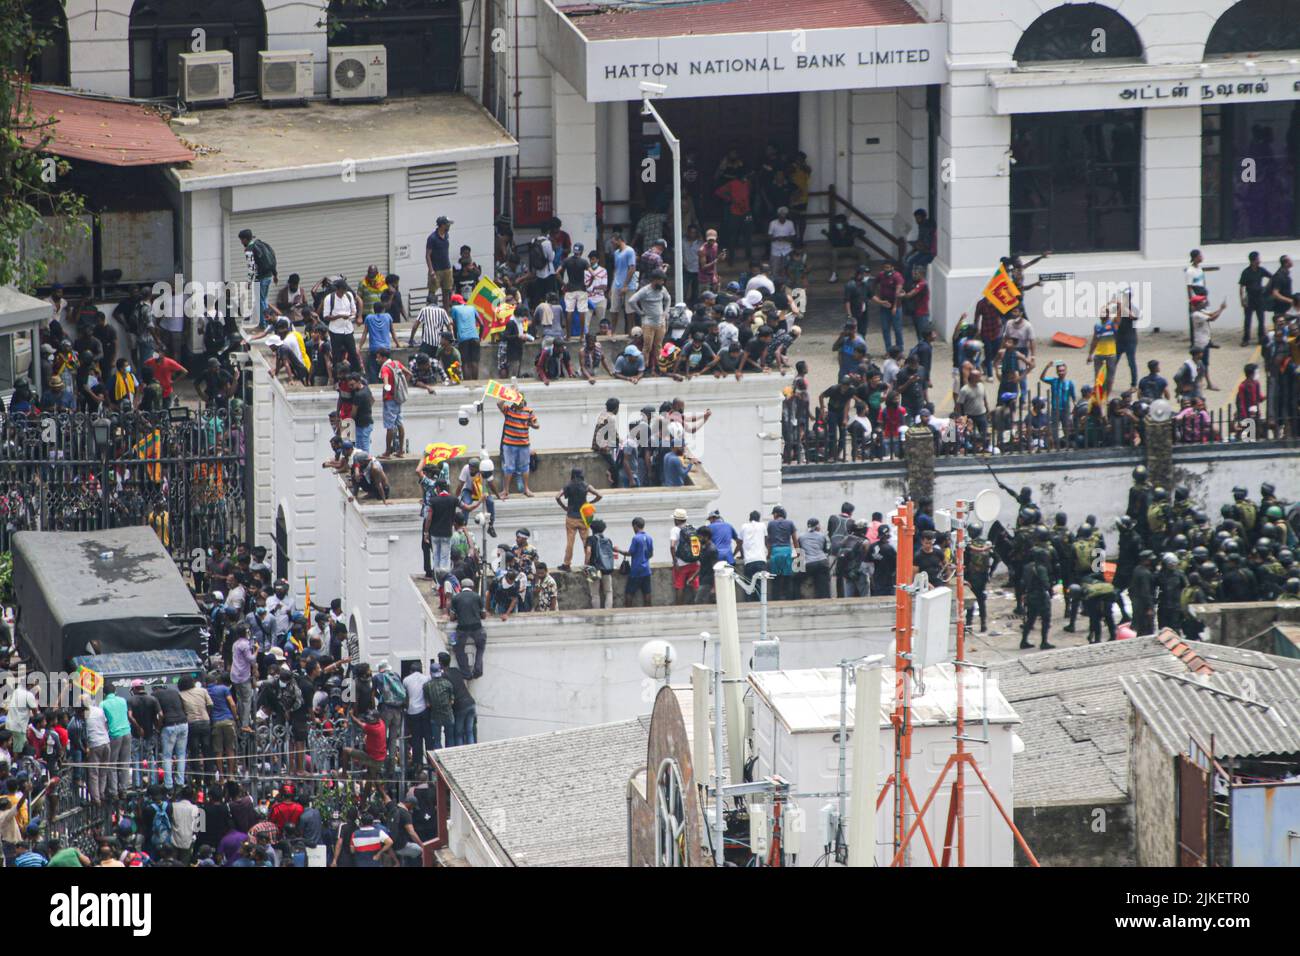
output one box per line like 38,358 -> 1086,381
0,0 -> 89,292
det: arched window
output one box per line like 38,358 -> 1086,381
1014,3 -> 1142,64
17,0 -> 69,85
129,0 -> 266,98
1205,0 -> 1300,57
327,0 -> 461,97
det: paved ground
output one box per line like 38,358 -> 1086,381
963,584 -> 1126,666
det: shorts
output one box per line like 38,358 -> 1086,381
502,442 -> 530,476
290,719 -> 310,742
383,400 -> 402,429
626,574 -> 652,597
212,720 -> 236,752
458,338 -> 481,367
610,287 -> 632,313
673,563 -> 700,590
769,545 -> 794,576
564,290 -> 589,314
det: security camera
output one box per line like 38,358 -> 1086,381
458,404 -> 474,427
639,80 -> 667,97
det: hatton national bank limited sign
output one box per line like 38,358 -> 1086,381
537,5 -> 947,102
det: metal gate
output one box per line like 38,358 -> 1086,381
0,404 -> 248,569
1177,754 -> 1210,866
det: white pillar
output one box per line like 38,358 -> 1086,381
714,565 -> 747,789
847,663 -> 882,867
551,71 -> 598,249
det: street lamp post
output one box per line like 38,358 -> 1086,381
92,416 -> 112,529
640,84 -> 684,306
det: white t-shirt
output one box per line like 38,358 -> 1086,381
86,705 -> 111,748
585,265 -> 608,303
740,520 -> 768,563
403,671 -> 431,715
670,525 -> 683,566
768,219 -> 797,257
1185,264 -> 1206,290
746,275 -> 776,297
324,293 -> 357,335
7,687 -> 38,739
717,321 -> 739,350
1191,309 -> 1213,348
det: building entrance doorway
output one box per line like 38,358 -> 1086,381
626,93 -> 799,238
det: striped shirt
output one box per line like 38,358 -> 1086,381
501,404 -> 536,446
412,305 -> 451,347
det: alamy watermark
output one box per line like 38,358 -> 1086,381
1041,279 -> 1155,328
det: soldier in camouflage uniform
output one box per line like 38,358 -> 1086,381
1019,545 -> 1055,651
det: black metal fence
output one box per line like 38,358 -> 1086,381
787,387 -> 1298,464
0,405 -> 249,568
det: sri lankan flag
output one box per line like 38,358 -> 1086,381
468,277 -> 510,341
134,428 -> 162,482
982,263 -> 1022,315
76,664 -> 103,698
483,379 -> 523,405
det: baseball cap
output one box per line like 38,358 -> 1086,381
436,216 -> 453,226
630,326 -> 643,338
623,344 -> 641,358
451,294 -> 465,305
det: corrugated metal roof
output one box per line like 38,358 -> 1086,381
991,635 -> 1300,806
1122,669 -> 1300,760
20,89 -> 195,167
563,0 -> 923,41
435,717 -> 650,867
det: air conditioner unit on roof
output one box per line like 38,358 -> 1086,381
259,49 -> 314,104
178,50 -> 234,106
328,45 -> 387,102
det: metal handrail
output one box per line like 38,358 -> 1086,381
827,183 -> 908,263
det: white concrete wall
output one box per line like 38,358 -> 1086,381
934,0 -> 1273,337
340,473 -> 721,664
551,72 -> 598,250
781,443 -> 1300,556
414,590 -> 901,741
255,353 -> 783,607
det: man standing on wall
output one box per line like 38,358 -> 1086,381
426,216 -> 454,307
238,229 -> 277,328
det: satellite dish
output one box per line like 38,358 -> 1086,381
1148,399 -> 1175,423
638,640 -> 676,680
973,488 -> 1002,523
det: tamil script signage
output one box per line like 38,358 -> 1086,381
989,61 -> 1300,115
537,4 -> 947,102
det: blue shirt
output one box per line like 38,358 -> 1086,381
613,246 -> 637,290
663,452 -> 693,487
628,531 -> 653,577
1043,374 -> 1076,415
426,230 -> 451,271
451,304 -> 479,342
364,311 -> 393,350
208,683 -> 235,723
838,335 -> 867,376
708,521 -> 737,563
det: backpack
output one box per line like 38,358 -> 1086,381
590,534 -> 615,572
1174,361 -> 1195,389
387,361 -> 410,405
149,801 -> 173,851
675,524 -> 702,563
376,671 -> 408,707
423,675 -> 454,719
528,237 -> 549,272
1073,538 -> 1095,574
1147,504 -> 1167,533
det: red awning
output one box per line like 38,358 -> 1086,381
564,0 -> 923,40
18,88 -> 195,167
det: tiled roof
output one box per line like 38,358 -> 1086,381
563,0 -> 923,41
435,717 -> 651,866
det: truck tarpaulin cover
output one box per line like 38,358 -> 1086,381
12,527 -> 203,669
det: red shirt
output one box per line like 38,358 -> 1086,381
379,359 -> 406,402
145,355 -> 186,397
882,405 -> 906,438
362,718 -> 386,762
715,179 -> 751,216
269,800 -> 305,830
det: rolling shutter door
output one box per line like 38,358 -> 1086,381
227,196 -> 390,292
